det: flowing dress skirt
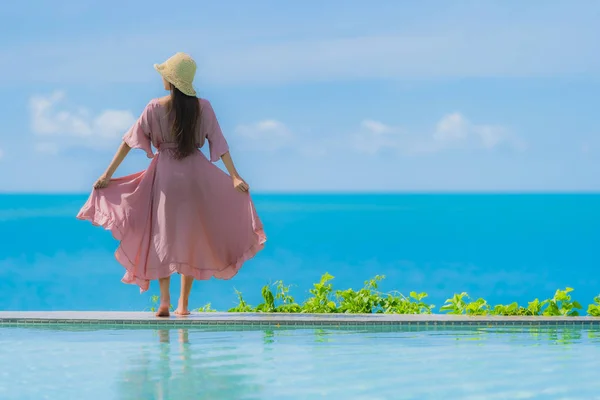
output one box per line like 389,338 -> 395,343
77,150 -> 266,292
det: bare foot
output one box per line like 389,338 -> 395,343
156,305 -> 170,317
174,307 -> 190,316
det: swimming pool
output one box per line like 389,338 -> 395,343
1,324 -> 599,399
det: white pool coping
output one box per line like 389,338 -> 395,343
0,312 -> 598,327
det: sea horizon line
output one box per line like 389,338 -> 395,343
1,191 -> 600,196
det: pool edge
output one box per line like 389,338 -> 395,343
1,312 -> 598,327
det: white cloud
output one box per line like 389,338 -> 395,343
353,121 -> 405,155
29,91 -> 136,150
433,113 -> 527,152
361,120 -> 393,134
234,119 -> 330,157
236,114 -> 525,157
352,113 -> 526,155
30,91 -> 91,136
93,110 -> 138,139
235,119 -> 293,151
434,113 -> 470,143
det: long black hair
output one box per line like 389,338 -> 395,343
167,85 -> 200,159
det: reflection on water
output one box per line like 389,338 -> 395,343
112,325 -> 599,399
2,324 -> 600,399
116,328 -> 263,400
263,329 -> 274,345
314,329 -> 330,343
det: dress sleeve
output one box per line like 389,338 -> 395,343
202,100 -> 230,162
123,102 -> 154,159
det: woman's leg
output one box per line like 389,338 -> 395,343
156,277 -> 171,317
175,274 -> 194,315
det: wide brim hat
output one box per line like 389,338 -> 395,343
154,52 -> 197,97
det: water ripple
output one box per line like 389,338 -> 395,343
1,325 -> 599,399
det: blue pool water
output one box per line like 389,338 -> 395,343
1,324 -> 599,399
1,194 -> 599,312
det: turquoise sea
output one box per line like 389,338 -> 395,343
1,194 -> 598,312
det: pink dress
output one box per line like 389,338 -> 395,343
77,98 -> 266,292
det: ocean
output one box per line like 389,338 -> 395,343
0,194 -> 598,312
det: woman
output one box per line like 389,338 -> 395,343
77,52 -> 266,317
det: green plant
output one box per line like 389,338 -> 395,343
197,303 -> 216,312
526,298 -> 546,315
489,297 -> 552,316
144,276 -> 598,317
491,302 -> 519,316
251,281 -> 302,313
336,275 -> 385,314
255,284 -> 276,312
148,295 -> 174,312
465,297 -> 491,316
542,287 -> 582,316
301,273 -> 338,313
587,295 -> 600,317
439,293 -> 491,315
380,291 -> 434,314
440,292 -> 469,314
228,289 -> 255,312
149,295 -> 160,312
491,302 -> 533,316
273,281 -> 302,313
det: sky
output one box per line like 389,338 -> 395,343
0,0 -> 599,193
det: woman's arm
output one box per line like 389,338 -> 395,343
221,151 -> 249,193
93,142 -> 132,189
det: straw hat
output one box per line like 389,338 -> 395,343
154,52 -> 197,97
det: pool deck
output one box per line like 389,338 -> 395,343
0,312 -> 598,327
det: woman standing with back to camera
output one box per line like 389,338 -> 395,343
77,52 -> 266,317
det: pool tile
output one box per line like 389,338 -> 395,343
0,312 -> 599,328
